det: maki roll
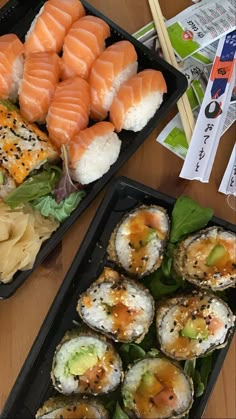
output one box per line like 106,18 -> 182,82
156,292 -> 235,361
107,205 -> 169,278
174,226 -> 236,291
122,356 -> 193,419
51,329 -> 122,395
35,395 -> 109,418
77,267 -> 155,343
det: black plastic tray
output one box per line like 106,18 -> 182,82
0,0 -> 187,299
1,176 -> 235,418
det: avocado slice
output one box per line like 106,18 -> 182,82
138,228 -> 157,248
181,317 -> 208,340
206,244 -> 228,266
138,371 -> 163,395
0,171 -> 4,185
67,346 -> 98,375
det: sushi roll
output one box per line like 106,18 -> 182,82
0,34 -> 24,102
107,205 -> 169,278
35,395 -> 109,419
110,69 -> 167,132
46,77 -> 90,148
156,292 -> 235,361
68,122 -> 121,185
122,356 -> 193,419
19,52 -> 61,123
89,40 -> 138,120
24,0 -> 85,55
61,15 -> 111,80
173,226 -> 236,291
77,267 -> 155,343
51,329 -> 122,395
0,100 -> 58,184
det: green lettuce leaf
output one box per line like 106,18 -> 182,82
184,355 -> 213,398
193,370 -> 205,397
170,196 -> 214,243
184,359 -> 196,379
119,343 -> 146,368
198,354 -> 213,389
4,166 -> 61,208
31,190 -> 86,222
144,268 -> 186,299
0,98 -> 19,111
113,402 -> 129,419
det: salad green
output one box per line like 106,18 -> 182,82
144,195 -> 214,299
4,146 -> 86,222
5,165 -> 61,208
32,190 -> 86,222
170,195 -> 214,243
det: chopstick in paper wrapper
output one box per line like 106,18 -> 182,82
219,143 -> 236,196
148,0 -> 195,144
180,31 -> 236,183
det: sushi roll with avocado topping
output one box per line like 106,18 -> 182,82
122,356 -> 193,419
51,329 -> 122,396
107,205 -> 169,278
77,267 -> 155,343
35,395 -> 109,418
156,292 -> 235,361
174,226 -> 236,291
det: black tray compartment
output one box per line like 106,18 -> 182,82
0,0 -> 188,298
1,176 -> 235,418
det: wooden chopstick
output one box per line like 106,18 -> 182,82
148,0 -> 195,144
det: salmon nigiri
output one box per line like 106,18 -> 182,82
61,15 -> 111,80
46,77 -> 90,149
24,0 -> 85,55
88,40 -> 138,121
68,122 -> 121,185
0,34 -> 24,101
110,69 -> 167,132
19,52 -> 61,123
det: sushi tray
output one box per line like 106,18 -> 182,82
0,0 -> 188,299
1,176 -> 235,419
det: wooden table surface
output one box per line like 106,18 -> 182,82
0,0 -> 235,417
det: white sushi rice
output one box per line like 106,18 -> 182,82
79,280 -> 154,341
122,358 -> 193,418
160,297 -> 235,358
70,131 -> 121,185
102,61 -> 138,111
115,207 -> 169,274
122,91 -> 164,132
9,55 -> 24,102
52,336 -> 121,395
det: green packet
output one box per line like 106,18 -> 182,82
166,0 -> 235,60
